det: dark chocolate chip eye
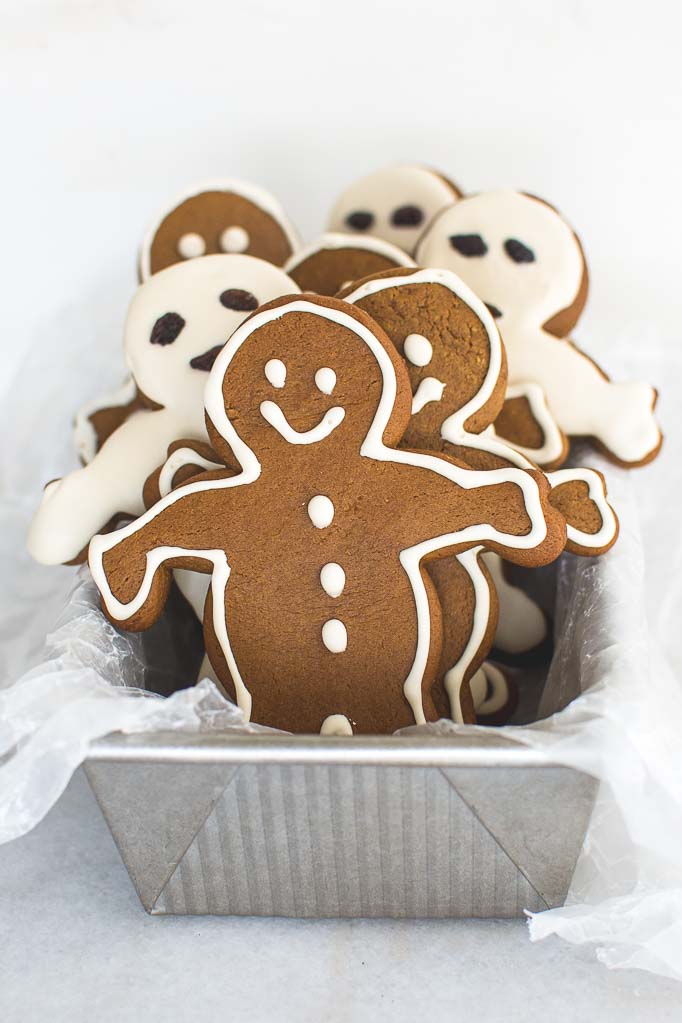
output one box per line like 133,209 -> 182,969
219,289 -> 259,311
345,210 -> 374,231
449,234 -> 488,257
150,312 -> 185,346
391,205 -> 424,227
485,303 -> 503,319
504,238 -> 535,263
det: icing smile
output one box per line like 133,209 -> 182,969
260,400 -> 345,443
190,344 -> 224,372
411,377 -> 446,414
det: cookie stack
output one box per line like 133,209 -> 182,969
27,169 -> 661,735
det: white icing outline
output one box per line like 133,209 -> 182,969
283,231 -> 416,278
140,178 -> 301,281
475,663 -> 510,716
90,299 -> 551,726
73,377 -> 138,465
442,546 -> 490,724
158,447 -> 223,498
493,381 -> 566,467
549,467 -> 618,549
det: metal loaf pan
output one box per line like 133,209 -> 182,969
85,728 -> 596,917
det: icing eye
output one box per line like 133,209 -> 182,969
345,210 -> 374,231
220,226 -> 250,253
220,289 -> 259,311
315,367 -> 336,395
504,238 -> 535,263
176,232 -> 206,259
391,205 -> 424,228
150,312 -> 186,346
449,234 -> 487,257
265,359 -> 286,388
403,333 -> 433,367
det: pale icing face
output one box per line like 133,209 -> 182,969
416,190 -> 585,331
327,166 -> 460,255
124,254 -> 299,413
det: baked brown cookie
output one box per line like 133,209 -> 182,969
285,233 -> 415,295
328,165 -> 462,255
28,255 -> 299,565
90,294 -> 565,734
416,190 -> 662,468
340,266 -> 617,689
139,179 -> 300,280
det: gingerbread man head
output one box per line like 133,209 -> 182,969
327,165 -> 462,256
126,253 -> 300,415
139,179 -> 300,280
415,190 -> 588,338
90,295 -> 564,734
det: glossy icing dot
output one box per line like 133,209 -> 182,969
220,225 -> 250,253
322,619 -> 347,653
307,495 -> 334,528
403,333 -> 433,367
320,562 -> 345,598
265,358 -> 286,388
315,367 -> 336,395
177,232 -> 206,259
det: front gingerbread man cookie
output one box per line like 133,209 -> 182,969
89,295 -> 565,735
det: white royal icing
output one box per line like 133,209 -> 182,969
177,232 -> 206,260
411,377 -> 445,415
320,562 -> 345,598
89,299 -> 553,726
327,166 -> 460,255
28,255 -> 299,566
314,367 -> 336,395
264,358 -> 286,389
442,547 -> 492,723
139,178 -> 301,281
260,402 -> 345,444
417,190 -> 660,464
548,467 -> 618,550
492,381 -> 566,467
320,714 -> 353,736
473,663 -> 510,716
403,333 -> 433,368
220,226 -> 250,254
158,447 -> 223,498
322,619 -> 347,653
73,376 -> 138,465
307,495 -> 335,529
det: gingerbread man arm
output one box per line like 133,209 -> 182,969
88,472 -> 252,631
522,331 -> 661,466
392,451 -> 565,568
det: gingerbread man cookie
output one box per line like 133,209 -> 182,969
139,178 -> 300,280
416,190 -> 662,467
89,294 -> 565,734
27,254 -> 299,565
284,233 -> 415,295
339,267 -> 618,703
328,165 -> 462,256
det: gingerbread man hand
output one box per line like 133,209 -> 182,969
417,190 -> 662,467
27,254 -> 298,565
90,294 -> 565,735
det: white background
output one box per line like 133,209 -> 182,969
2,0 -> 682,1019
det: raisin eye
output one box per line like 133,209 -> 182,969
219,289 -> 258,311
345,210 -> 374,231
449,234 -> 487,257
504,238 -> 535,263
150,312 -> 185,345
391,205 -> 424,227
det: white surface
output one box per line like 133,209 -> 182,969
0,769 -> 680,1023
2,0 -> 682,1015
